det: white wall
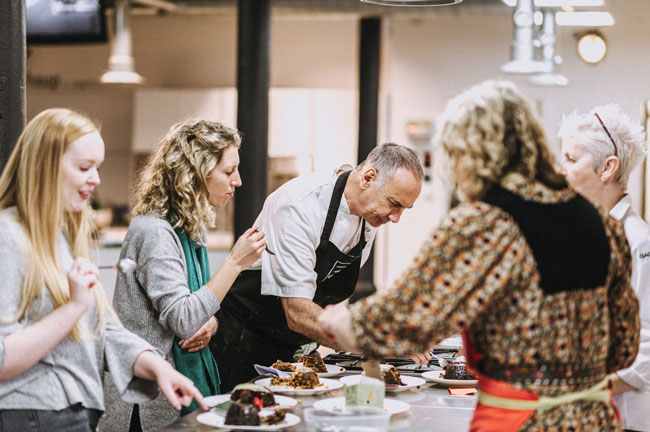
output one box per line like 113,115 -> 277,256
375,1 -> 650,290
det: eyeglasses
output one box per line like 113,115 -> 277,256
594,112 -> 618,156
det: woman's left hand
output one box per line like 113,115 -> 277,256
179,316 -> 217,352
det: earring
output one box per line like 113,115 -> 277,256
601,176 -> 606,182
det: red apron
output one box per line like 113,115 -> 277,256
462,331 -> 617,432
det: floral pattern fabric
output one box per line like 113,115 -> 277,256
350,175 -> 640,431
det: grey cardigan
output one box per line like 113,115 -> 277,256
0,207 -> 158,412
101,214 -> 221,432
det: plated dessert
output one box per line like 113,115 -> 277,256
442,361 -> 477,381
270,370 -> 321,390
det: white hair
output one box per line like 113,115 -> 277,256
558,103 -> 646,185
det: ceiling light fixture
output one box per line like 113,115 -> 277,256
576,32 -> 607,63
501,0 -> 552,74
100,0 -> 145,85
360,0 -> 462,6
503,0 -> 603,7
535,0 -> 603,6
529,7 -> 568,87
556,11 -> 614,26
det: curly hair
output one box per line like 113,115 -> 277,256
437,80 -> 566,201
133,119 -> 241,240
558,103 -> 646,185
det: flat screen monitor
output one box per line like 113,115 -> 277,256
27,0 -> 107,44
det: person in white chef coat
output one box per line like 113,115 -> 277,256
559,103 -> 650,432
209,143 -> 424,392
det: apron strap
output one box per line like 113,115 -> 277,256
478,376 -> 611,411
317,169 -> 366,254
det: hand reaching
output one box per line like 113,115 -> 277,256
67,257 -> 99,311
155,364 -> 208,412
228,226 -> 266,270
408,351 -> 432,366
178,316 -> 217,352
318,303 -> 360,353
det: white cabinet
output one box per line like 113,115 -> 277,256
132,88 -> 238,153
132,88 -> 359,175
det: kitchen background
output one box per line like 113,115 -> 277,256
23,0 -> 650,298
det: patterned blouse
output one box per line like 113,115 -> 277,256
350,174 -> 640,431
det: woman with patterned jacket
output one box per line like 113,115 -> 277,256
319,81 -> 640,431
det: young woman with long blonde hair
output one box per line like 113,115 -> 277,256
0,108 -> 206,431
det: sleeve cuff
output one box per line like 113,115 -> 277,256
196,285 -> 221,313
105,320 -> 162,402
617,368 -> 648,392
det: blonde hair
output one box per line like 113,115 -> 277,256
0,108 -> 112,340
438,80 -> 566,201
133,119 -> 241,240
558,103 -> 647,185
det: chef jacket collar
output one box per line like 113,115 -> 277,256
609,194 -> 632,221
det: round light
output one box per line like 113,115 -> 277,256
577,33 -> 607,64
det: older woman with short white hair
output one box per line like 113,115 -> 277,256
559,104 -> 650,432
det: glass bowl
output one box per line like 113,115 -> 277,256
303,406 -> 390,432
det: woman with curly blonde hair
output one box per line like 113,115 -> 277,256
102,119 -> 265,432
0,108 -> 207,431
319,81 -> 639,431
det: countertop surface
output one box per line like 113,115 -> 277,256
161,372 -> 476,431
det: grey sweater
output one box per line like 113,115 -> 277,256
0,207 -> 158,412
101,213 -> 220,432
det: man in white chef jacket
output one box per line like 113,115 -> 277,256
210,143 -> 423,391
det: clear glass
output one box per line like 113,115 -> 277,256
303,406 -> 390,432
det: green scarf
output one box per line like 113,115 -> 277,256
171,228 -> 221,415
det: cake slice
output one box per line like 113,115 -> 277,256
298,354 -> 328,373
230,383 -> 276,407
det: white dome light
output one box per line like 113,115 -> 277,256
577,32 -> 607,64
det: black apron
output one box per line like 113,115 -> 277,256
210,170 -> 367,392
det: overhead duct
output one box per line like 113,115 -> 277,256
529,7 -> 568,86
100,0 -> 145,85
360,0 -> 462,6
501,0 -> 551,74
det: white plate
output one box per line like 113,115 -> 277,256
339,375 -> 426,393
319,364 -> 346,378
255,377 -> 344,396
204,393 -> 298,409
421,370 -> 478,387
196,411 -> 301,430
313,397 -> 410,415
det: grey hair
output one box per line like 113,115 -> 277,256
355,143 -> 424,187
558,103 -> 646,185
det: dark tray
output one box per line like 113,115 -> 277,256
323,348 -> 458,373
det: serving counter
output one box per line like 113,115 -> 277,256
160,373 -> 476,431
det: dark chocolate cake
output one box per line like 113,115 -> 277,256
224,401 -> 261,426
230,383 -> 276,407
443,361 -> 477,380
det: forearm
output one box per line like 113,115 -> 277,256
132,350 -> 170,381
205,257 -> 243,303
0,302 -> 87,381
281,297 -> 346,350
